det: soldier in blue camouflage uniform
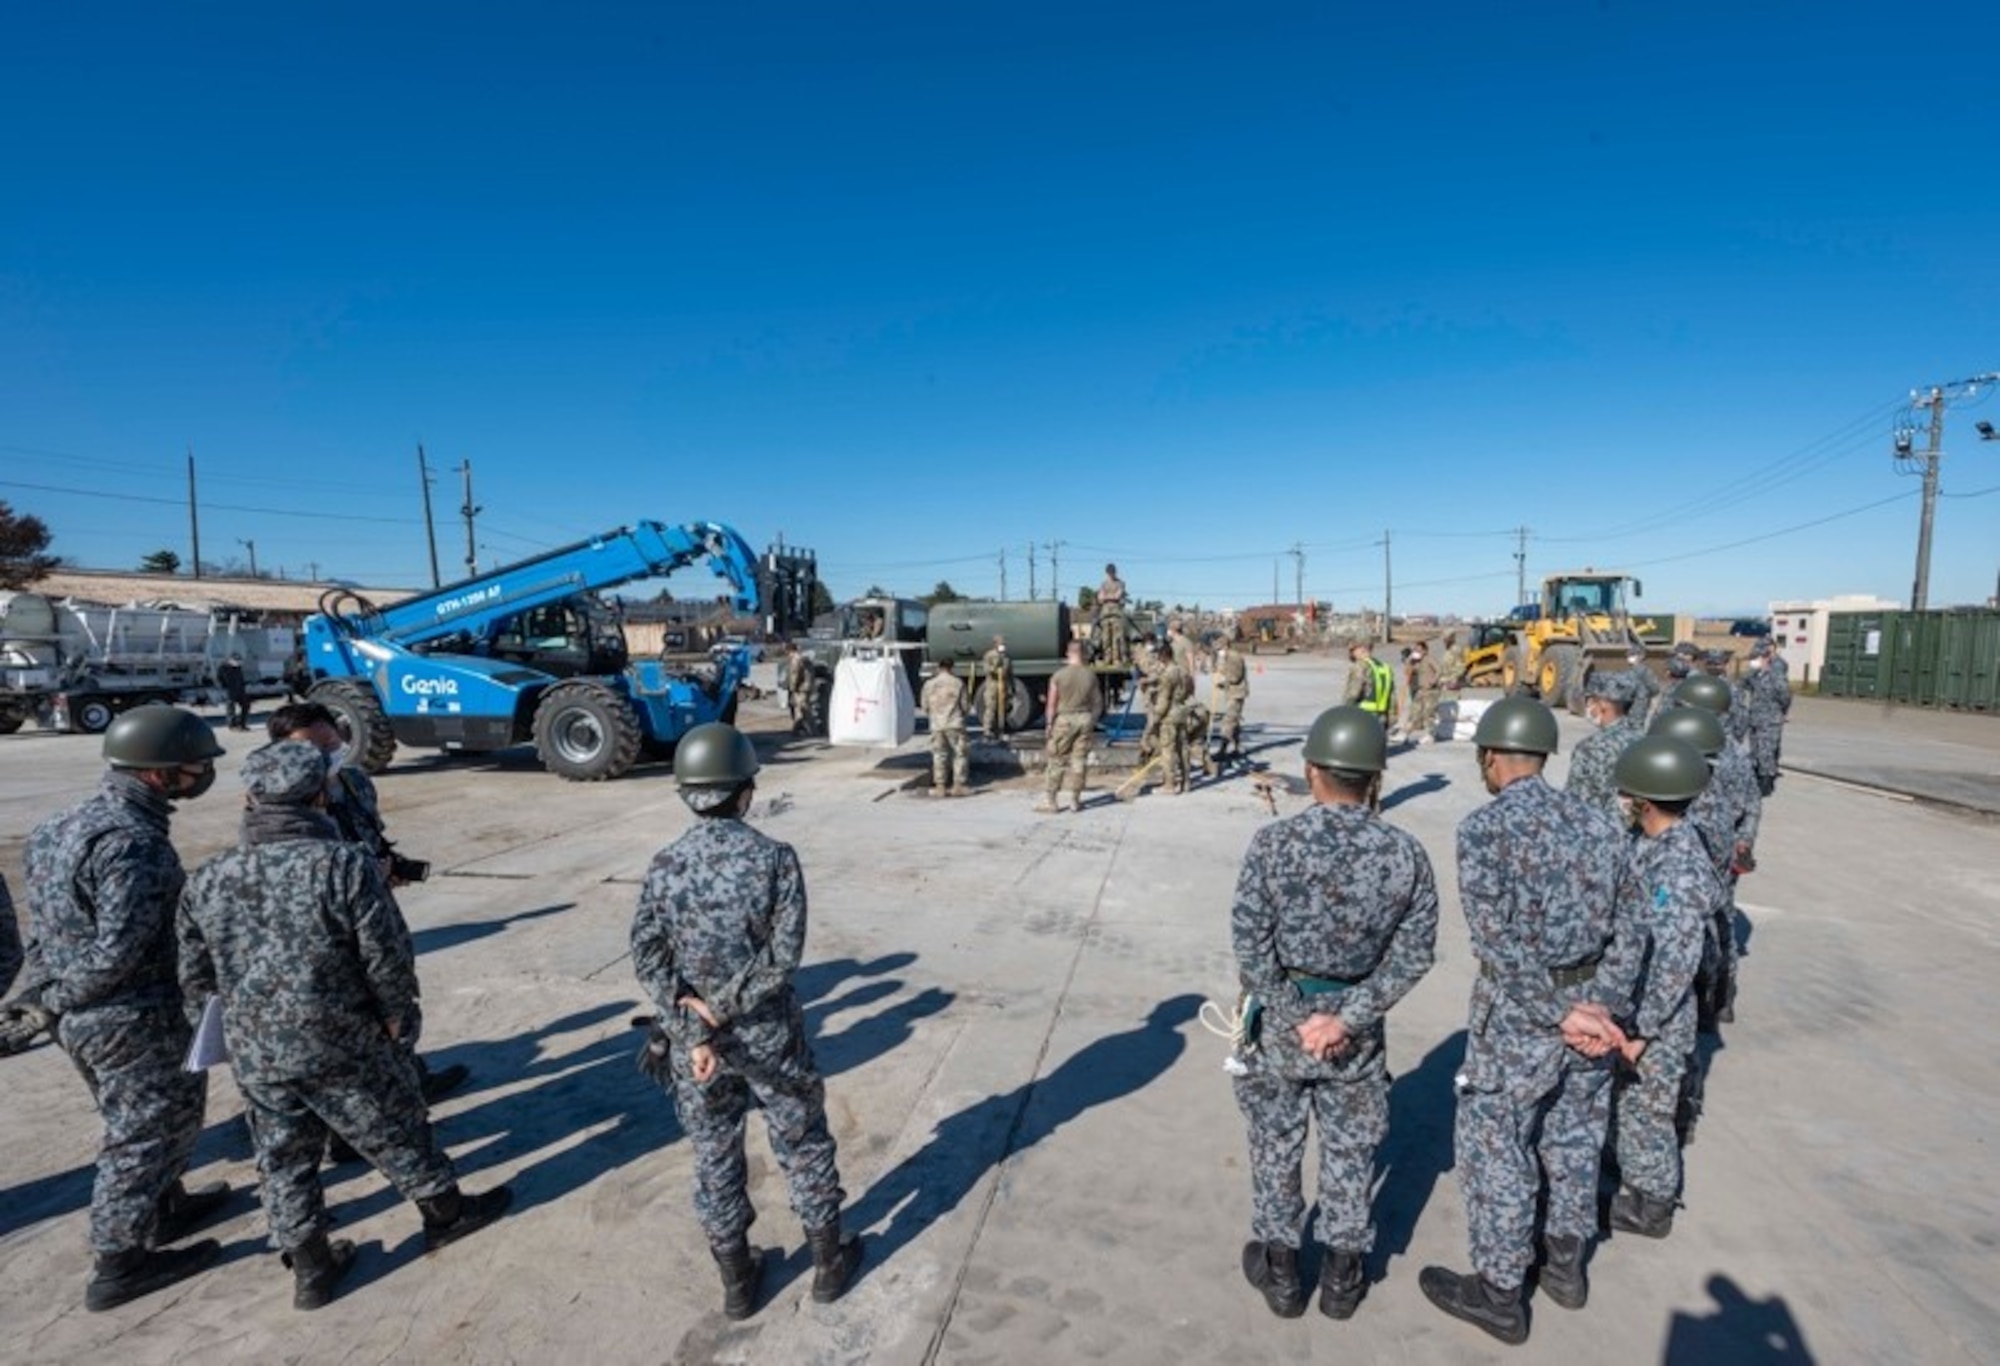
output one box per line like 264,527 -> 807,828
1740,639 -> 1790,796
267,702 -> 469,1111
1421,698 -> 1642,1346
24,706 -> 231,1311
1599,737 -> 1722,1242
1622,645 -> 1661,726
0,878 -> 58,1053
179,741 -> 512,1309
631,723 -> 861,1320
1651,694 -> 1759,1030
1648,648 -> 1696,727
0,872 -> 19,998
1701,649 -> 1752,743
1232,706 -> 1437,1321
1564,672 -> 1646,823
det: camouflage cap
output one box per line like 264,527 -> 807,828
1702,648 -> 1732,665
1749,637 -> 1775,657
241,740 -> 328,805
681,786 -> 742,815
1585,671 -> 1639,706
1671,641 -> 1700,659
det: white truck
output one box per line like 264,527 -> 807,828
0,592 -> 295,734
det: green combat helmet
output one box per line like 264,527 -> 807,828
674,722 -> 759,788
1302,705 -> 1387,774
1614,736 -> 1711,802
1648,705 -> 1725,758
1472,696 -> 1560,755
1671,675 -> 1733,716
102,704 -> 226,769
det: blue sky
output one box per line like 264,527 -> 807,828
3,1 -> 1996,616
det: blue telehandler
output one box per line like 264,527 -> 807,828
300,521 -> 816,781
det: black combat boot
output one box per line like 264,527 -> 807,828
1608,1186 -> 1675,1239
1419,1265 -> 1528,1345
711,1236 -> 765,1320
284,1231 -> 358,1310
1241,1241 -> 1306,1318
156,1179 -> 232,1242
1317,1248 -> 1365,1320
85,1240 -> 222,1312
1539,1234 -> 1588,1310
420,1060 -> 472,1103
807,1222 -> 863,1303
419,1184 -> 515,1252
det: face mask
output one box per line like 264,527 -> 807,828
174,765 -> 217,802
1617,796 -> 1642,830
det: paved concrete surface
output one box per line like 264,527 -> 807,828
2,658 -> 1997,1365
1779,695 -> 2000,817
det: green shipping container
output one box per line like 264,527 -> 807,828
1825,609 -> 2000,711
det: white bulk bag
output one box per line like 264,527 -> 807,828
828,653 -> 916,747
1450,696 -> 1489,742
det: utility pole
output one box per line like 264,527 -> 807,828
458,460 -> 482,578
1049,540 -> 1066,602
1382,531 -> 1393,635
307,560 -> 320,582
186,448 -> 202,580
999,547 -> 1008,601
238,538 -> 258,578
1027,541 -> 1037,601
1898,373 -> 2000,611
417,444 -> 442,588
1273,559 -> 1280,606
1513,525 -> 1530,608
1288,542 -> 1305,614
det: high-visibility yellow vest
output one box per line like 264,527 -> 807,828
1359,658 -> 1395,714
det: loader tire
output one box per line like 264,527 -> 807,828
1502,646 -> 1533,697
533,681 -> 642,782
1539,646 -> 1580,706
312,680 -> 398,773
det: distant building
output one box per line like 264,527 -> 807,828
1768,595 -> 1900,684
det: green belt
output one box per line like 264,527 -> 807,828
1480,957 -> 1601,988
1288,970 -> 1358,995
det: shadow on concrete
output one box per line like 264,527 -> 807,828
1380,773 -> 1451,813
326,958 -> 945,1235
411,901 -> 575,957
1372,1029 -> 1464,1269
1661,1273 -> 1816,1363
844,995 -> 1202,1277
0,1075 -> 262,1238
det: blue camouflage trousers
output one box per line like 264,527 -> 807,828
1614,1038 -> 1692,1203
1455,1026 -> 1611,1292
239,1040 -> 456,1251
59,1004 -> 208,1254
666,1008 -> 845,1246
1233,1048 -> 1388,1252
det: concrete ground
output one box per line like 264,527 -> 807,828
1,657 -> 1996,1365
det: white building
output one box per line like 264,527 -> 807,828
1768,595 -> 1900,685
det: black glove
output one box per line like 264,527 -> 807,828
0,1000 -> 58,1055
632,1015 -> 672,1084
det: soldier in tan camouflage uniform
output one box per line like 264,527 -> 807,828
1037,642 -> 1101,813
921,659 -> 970,796
1097,565 -> 1129,667
980,635 -> 1011,739
1213,637 -> 1250,761
1153,649 -> 1194,795
1399,643 -> 1443,745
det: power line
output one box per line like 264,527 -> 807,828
1622,490 -> 1917,569
0,477 -> 424,525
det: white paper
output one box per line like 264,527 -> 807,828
184,995 -> 229,1072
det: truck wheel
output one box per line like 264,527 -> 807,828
533,681 -> 642,781
74,698 -> 118,735
1502,646 -> 1532,696
1540,646 -> 1580,707
312,680 -> 397,773
0,711 -> 21,734
1007,676 -> 1036,729
1566,664 -> 1594,717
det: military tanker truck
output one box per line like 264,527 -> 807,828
794,597 -> 1138,735
0,591 -> 294,734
